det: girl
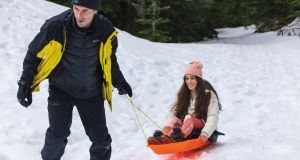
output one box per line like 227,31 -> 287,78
148,61 -> 223,145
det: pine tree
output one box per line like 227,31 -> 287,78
135,0 -> 171,42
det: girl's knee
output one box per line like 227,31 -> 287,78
184,115 -> 192,120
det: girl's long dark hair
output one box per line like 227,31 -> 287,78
171,77 -> 222,121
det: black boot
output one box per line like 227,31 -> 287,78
171,127 -> 184,142
186,128 -> 202,140
153,130 -> 163,141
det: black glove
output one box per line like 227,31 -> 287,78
117,81 -> 132,97
17,80 -> 32,107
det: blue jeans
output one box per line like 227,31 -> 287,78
41,85 -> 111,160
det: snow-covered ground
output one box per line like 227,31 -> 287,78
1,0 -> 300,160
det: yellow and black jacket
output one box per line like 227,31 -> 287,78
20,9 -> 126,110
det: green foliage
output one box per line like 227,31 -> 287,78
135,0 -> 171,42
101,0 -> 137,33
213,0 -> 245,27
159,0 -> 218,42
47,0 -> 299,42
241,0 -> 290,32
288,0 -> 300,18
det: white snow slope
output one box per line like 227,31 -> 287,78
1,1 -> 300,160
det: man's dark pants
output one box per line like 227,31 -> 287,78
41,85 -> 111,160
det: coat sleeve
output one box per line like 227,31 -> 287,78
20,20 -> 53,85
110,37 -> 127,89
201,91 -> 219,137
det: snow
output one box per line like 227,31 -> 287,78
1,0 -> 300,160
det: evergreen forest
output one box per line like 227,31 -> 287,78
48,0 -> 300,42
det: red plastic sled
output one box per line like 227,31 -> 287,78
148,138 -> 211,155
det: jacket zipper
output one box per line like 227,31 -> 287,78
82,37 -> 87,97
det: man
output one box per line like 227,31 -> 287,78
17,0 -> 132,159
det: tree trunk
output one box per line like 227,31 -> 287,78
152,0 -> 156,35
119,0 -> 129,29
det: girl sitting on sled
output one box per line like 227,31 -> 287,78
148,61 -> 223,145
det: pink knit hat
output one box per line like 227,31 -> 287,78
185,61 -> 203,77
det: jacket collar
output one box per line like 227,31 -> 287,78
63,9 -> 103,38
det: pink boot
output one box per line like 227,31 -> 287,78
162,114 -> 183,136
181,115 -> 204,139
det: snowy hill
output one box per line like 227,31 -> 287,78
1,0 -> 300,160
